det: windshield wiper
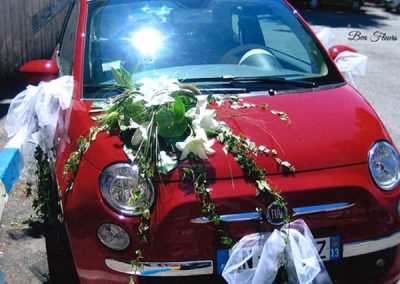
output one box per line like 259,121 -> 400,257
181,75 -> 318,88
84,84 -> 126,90
199,87 -> 247,94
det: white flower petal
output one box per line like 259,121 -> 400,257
195,145 -> 209,159
138,77 -> 177,106
131,122 -> 149,146
196,96 -> 208,114
175,131 -> 215,160
185,107 -> 196,119
157,151 -> 178,173
176,140 -> 186,151
132,128 -> 143,146
193,127 -> 208,141
179,145 -> 191,160
129,119 -> 141,129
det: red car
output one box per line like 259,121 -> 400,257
20,0 -> 400,283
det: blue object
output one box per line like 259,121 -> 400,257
216,249 -> 230,275
329,236 -> 341,261
0,148 -> 23,193
140,267 -> 175,275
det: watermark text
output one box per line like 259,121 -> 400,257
348,30 -> 398,42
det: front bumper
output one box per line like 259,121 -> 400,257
64,161 -> 400,283
104,230 -> 400,277
343,230 -> 400,258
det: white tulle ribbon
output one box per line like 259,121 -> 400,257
334,51 -> 368,88
222,219 -> 332,284
316,27 -> 368,88
5,76 -> 74,181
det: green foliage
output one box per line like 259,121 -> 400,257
63,136 -> 90,177
173,89 -> 197,110
183,164 -> 234,248
217,126 -> 288,217
63,127 -> 101,190
156,96 -> 188,138
111,66 -> 137,88
28,146 -> 61,225
137,204 -> 151,243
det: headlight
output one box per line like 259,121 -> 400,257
368,141 -> 400,191
100,163 -> 154,216
97,223 -> 130,250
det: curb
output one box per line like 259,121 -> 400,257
0,143 -> 23,284
0,146 -> 23,221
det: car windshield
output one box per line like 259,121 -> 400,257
83,0 -> 342,98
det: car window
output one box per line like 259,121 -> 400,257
83,0 -> 341,98
58,1 -> 79,75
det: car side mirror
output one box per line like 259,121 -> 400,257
328,45 -> 357,60
20,59 -> 59,85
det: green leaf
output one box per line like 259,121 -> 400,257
111,66 -> 136,88
173,90 -> 197,110
156,98 -> 188,138
183,167 -> 194,175
111,68 -> 126,86
115,99 -> 147,130
125,99 -> 146,125
173,96 -> 186,123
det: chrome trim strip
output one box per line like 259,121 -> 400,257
191,212 -> 261,223
105,258 -> 213,276
190,202 -> 355,223
343,231 -> 400,258
292,202 -> 355,216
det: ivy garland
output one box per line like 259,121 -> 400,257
182,163 -> 234,247
62,68 -> 295,277
27,146 -> 61,225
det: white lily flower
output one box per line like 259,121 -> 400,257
186,97 -> 220,131
157,151 -> 178,174
131,122 -> 150,146
129,118 -> 141,129
137,76 -> 179,107
176,128 -> 215,160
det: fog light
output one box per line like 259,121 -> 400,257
376,258 -> 385,268
97,223 -> 130,251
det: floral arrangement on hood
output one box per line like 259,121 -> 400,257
64,69 -> 293,244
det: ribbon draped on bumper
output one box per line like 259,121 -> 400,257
222,219 -> 332,284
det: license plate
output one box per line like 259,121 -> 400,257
316,236 -> 341,261
216,236 -> 341,274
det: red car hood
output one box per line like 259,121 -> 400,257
75,84 -> 389,180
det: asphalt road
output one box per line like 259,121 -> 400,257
0,2 -> 399,283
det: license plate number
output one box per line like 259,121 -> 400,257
216,236 -> 341,274
316,236 -> 341,261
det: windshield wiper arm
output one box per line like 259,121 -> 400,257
181,76 -> 318,88
199,87 -> 247,94
84,84 -> 126,90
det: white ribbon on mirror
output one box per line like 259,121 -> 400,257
5,76 -> 73,182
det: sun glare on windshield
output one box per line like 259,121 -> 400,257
131,27 -> 164,58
